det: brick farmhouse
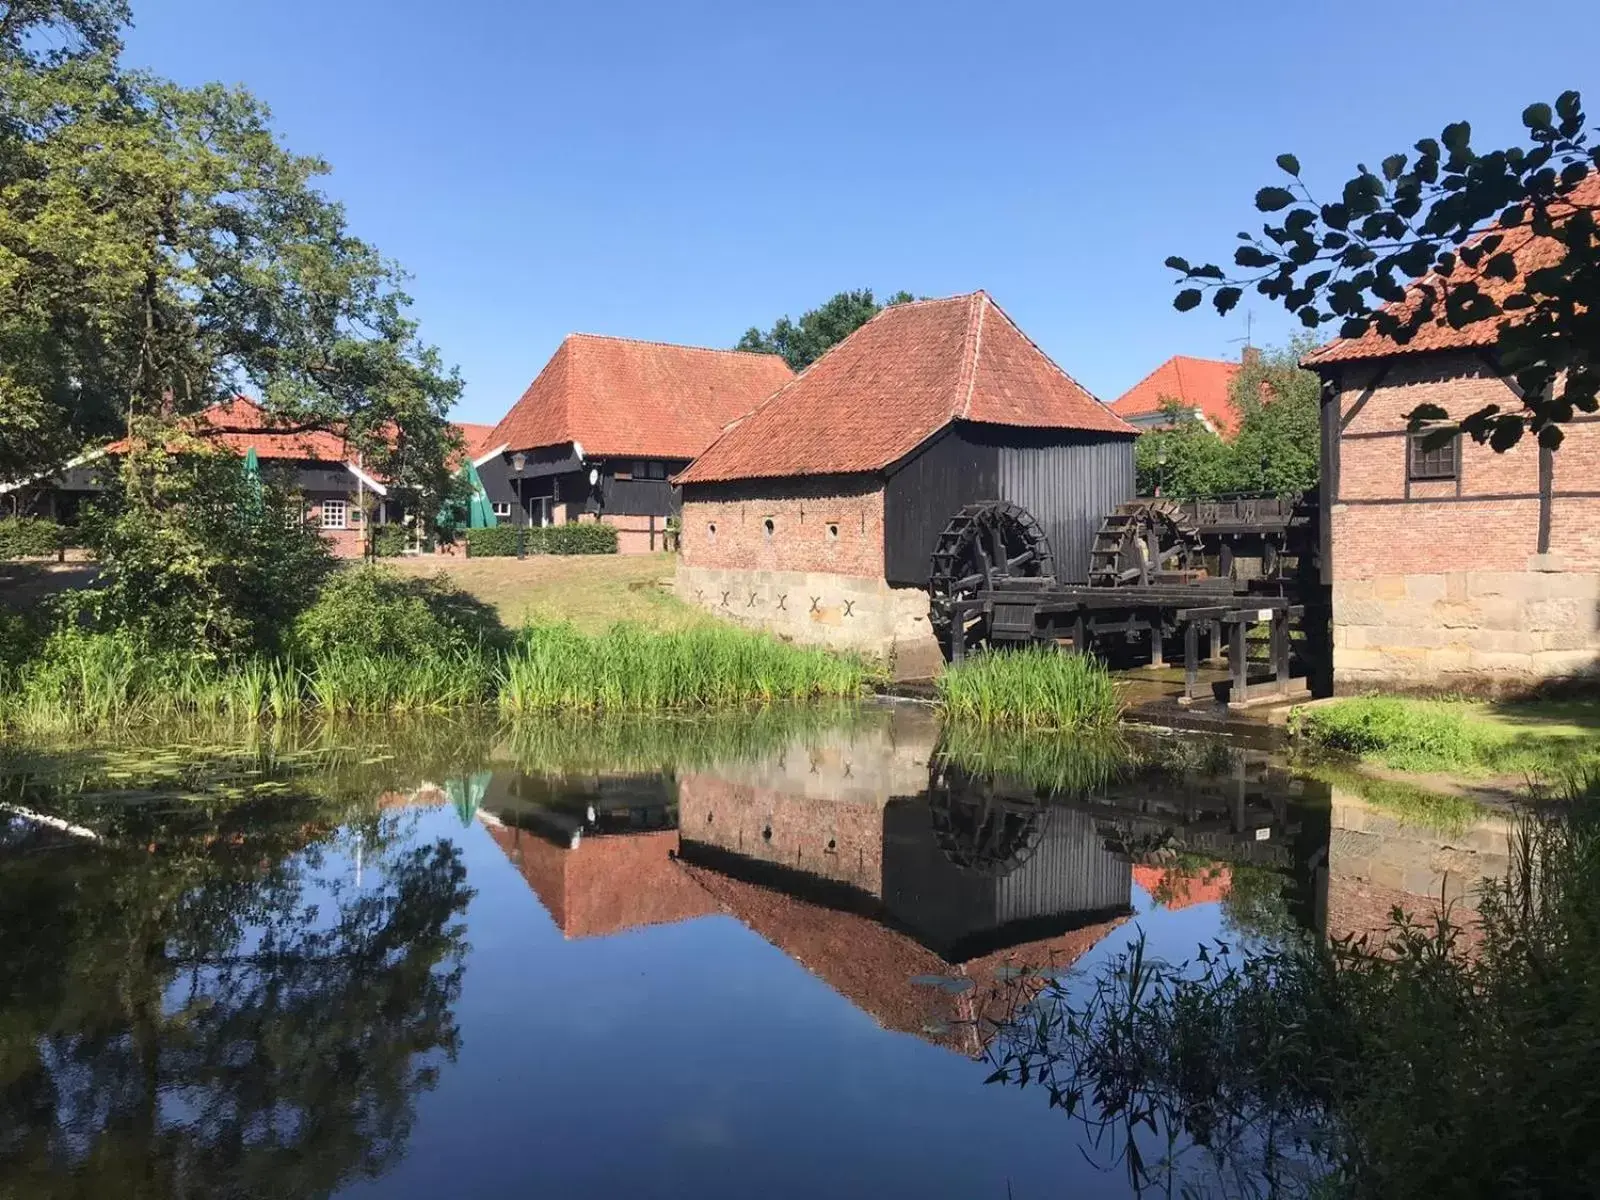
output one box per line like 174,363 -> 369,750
673,292 -> 1137,671
2,396 -> 503,558
1306,172 -> 1600,693
485,334 -> 793,553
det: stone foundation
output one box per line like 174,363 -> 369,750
675,562 -> 945,678
1333,564 -> 1600,694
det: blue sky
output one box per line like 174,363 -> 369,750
126,0 -> 1597,425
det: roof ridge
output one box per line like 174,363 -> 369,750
564,331 -> 787,361
957,293 -> 988,419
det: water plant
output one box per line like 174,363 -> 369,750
936,647 -> 1121,731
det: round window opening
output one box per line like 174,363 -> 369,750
707,522 -> 717,543
763,517 -> 775,541
826,523 -> 839,542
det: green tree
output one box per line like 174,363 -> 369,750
1134,404 -> 1235,498
0,0 -> 462,506
737,288 -> 916,371
1167,91 -> 1598,452
1227,339 -> 1322,494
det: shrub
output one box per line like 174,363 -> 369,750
82,454 -> 332,660
466,521 -> 618,557
292,565 -> 508,660
937,647 -> 1122,730
373,525 -> 408,557
0,516 -> 63,559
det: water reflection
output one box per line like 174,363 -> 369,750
0,752 -> 473,1197
0,710 -> 1513,1198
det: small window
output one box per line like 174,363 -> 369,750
646,461 -> 666,480
633,460 -> 648,479
492,502 -> 511,518
1408,430 -> 1459,481
763,517 -> 775,542
320,499 -> 348,530
826,522 -> 839,542
707,522 -> 717,544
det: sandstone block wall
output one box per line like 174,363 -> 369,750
1330,351 -> 1600,691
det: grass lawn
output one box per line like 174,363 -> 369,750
386,553 -> 711,634
1291,694 -> 1600,778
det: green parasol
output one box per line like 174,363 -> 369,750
242,446 -> 264,514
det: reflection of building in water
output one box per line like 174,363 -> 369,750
479,769 -> 714,939
1133,864 -> 1232,911
1323,787 -> 1511,943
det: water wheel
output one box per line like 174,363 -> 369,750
1088,499 -> 1205,587
927,766 -> 1051,878
928,502 -> 1055,644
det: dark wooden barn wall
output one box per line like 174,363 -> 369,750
998,434 -> 1135,585
881,424 -> 1135,587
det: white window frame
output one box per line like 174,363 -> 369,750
492,501 -> 512,518
320,499 -> 348,530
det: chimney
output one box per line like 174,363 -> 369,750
1241,345 -> 1262,368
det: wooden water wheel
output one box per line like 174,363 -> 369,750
928,501 -> 1056,646
927,766 -> 1051,878
1088,499 -> 1206,587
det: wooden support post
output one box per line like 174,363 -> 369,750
1183,621 -> 1198,705
1230,618 -> 1248,707
1208,619 -> 1224,665
1073,610 -> 1087,656
1271,609 -> 1290,695
951,606 -> 966,665
1149,623 -> 1165,669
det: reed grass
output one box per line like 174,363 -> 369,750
0,620 -> 872,736
936,646 -> 1122,731
497,622 -> 870,715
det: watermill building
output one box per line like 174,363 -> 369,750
673,291 -> 1138,672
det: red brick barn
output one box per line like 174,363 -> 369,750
673,292 -> 1137,671
1305,173 -> 1600,693
485,335 -> 793,553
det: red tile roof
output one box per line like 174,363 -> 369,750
1132,863 -> 1232,911
488,334 -> 794,461
1305,172 -> 1600,366
676,291 -> 1134,485
1110,355 -> 1240,432
455,422 -> 502,460
107,396 -> 356,461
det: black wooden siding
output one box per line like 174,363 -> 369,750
882,423 -> 1135,587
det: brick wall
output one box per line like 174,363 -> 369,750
680,474 -> 885,578
304,492 -> 366,558
1329,351 -> 1600,690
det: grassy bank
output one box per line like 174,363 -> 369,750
937,647 -> 1122,731
1290,695 -> 1600,776
0,621 -> 872,735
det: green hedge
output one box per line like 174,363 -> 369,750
0,517 -> 63,559
466,522 -> 618,557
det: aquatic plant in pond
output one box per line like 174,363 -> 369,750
497,622 -> 871,714
937,647 -> 1121,731
935,721 -> 1128,795
978,771 -> 1600,1196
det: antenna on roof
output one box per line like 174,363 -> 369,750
1225,309 -> 1259,364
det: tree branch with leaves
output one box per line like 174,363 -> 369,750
1168,91 -> 1598,451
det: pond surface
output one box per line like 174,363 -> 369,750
0,706 -> 1512,1198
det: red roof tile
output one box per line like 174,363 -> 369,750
1132,863 -> 1232,911
1305,172 -> 1600,366
107,396 -> 356,462
488,334 -> 793,461
454,422 -> 501,460
676,292 -> 1134,485
1110,355 -> 1240,432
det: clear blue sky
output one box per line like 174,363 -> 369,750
125,0 -> 1597,425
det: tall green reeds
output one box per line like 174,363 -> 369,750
0,620 -> 871,736
497,622 -> 870,715
936,647 -> 1121,731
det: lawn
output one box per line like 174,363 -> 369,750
1290,694 -> 1600,778
385,552 -> 709,634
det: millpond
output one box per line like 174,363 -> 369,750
0,704 -> 1511,1197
